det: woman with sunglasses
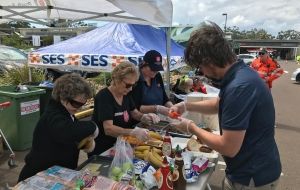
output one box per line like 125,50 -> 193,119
18,73 -> 98,182
130,50 -> 173,119
89,62 -> 160,156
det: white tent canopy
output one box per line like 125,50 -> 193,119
0,0 -> 174,93
0,0 -> 173,26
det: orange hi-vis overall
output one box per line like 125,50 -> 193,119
251,57 -> 283,88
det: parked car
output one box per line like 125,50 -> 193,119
237,54 -> 257,66
291,68 -> 300,83
0,45 -> 27,74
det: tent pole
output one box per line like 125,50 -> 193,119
165,27 -> 171,96
27,63 -> 32,82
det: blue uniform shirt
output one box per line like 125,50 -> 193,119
141,75 -> 164,105
219,60 -> 281,186
130,72 -> 169,109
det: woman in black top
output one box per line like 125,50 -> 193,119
18,73 -> 98,182
90,62 -> 160,156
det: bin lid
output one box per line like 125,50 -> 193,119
0,85 -> 46,98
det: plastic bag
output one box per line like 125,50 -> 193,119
109,137 -> 135,185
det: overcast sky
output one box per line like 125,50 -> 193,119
172,0 -> 300,36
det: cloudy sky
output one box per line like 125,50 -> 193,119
172,0 -> 300,36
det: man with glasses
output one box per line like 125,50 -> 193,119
170,21 -> 281,189
251,48 -> 283,89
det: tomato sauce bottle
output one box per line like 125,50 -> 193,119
162,131 -> 172,157
159,157 -> 173,190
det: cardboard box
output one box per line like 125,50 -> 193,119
185,91 -> 219,131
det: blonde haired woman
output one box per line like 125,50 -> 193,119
89,62 -> 160,156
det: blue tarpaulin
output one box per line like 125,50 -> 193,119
30,23 -> 185,72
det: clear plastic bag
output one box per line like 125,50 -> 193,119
109,137 -> 135,185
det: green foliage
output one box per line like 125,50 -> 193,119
91,72 -> 111,86
41,36 -> 53,46
0,65 -> 45,85
0,21 -> 31,28
68,21 -> 89,27
86,72 -> 110,95
1,34 -> 32,49
276,30 -> 300,40
226,27 -> 274,40
47,19 -> 89,27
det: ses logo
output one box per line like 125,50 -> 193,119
40,54 -> 143,67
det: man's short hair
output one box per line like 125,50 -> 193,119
184,21 -> 236,69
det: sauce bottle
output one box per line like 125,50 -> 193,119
162,131 -> 172,157
159,157 -> 173,190
173,145 -> 186,190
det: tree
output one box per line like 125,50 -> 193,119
0,21 -> 31,28
0,21 -> 32,49
226,26 -> 244,39
244,28 -> 274,39
1,34 -> 32,49
276,30 -> 300,40
226,27 -> 274,40
48,19 -> 88,27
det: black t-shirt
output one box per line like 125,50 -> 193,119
90,87 -> 136,156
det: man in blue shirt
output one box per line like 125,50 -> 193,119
170,21 -> 281,189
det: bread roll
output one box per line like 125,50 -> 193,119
187,138 -> 201,151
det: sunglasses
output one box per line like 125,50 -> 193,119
123,81 -> 136,89
68,98 -> 86,109
258,52 -> 266,55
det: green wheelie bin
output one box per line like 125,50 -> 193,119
22,82 -> 53,115
0,85 -> 45,150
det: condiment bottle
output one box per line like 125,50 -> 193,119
162,131 -> 172,157
159,157 -> 173,190
173,145 -> 186,190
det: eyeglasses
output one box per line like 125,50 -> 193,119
68,98 -> 86,109
122,81 -> 136,89
258,52 -> 266,56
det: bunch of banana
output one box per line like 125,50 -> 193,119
134,145 -> 150,160
134,145 -> 163,168
148,149 -> 163,168
148,131 -> 163,140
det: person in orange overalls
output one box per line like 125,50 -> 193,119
251,48 -> 283,89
